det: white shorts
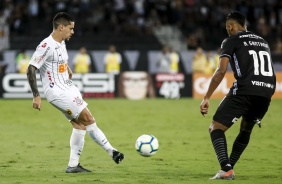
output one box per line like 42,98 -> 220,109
48,86 -> 88,121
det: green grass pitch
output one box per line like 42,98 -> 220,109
0,98 -> 281,184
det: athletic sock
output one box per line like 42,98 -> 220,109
85,123 -> 115,156
210,129 -> 232,172
230,130 -> 251,168
68,128 -> 86,167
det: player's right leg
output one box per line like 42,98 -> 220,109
65,122 -> 91,173
209,95 -> 248,180
49,90 -> 91,173
76,107 -> 124,164
229,95 -> 271,168
229,118 -> 255,169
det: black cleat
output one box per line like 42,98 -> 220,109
112,150 -> 124,164
65,163 -> 91,173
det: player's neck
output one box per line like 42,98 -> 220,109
51,31 -> 63,43
233,29 -> 247,35
237,27 -> 247,33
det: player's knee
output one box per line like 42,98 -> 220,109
78,124 -> 86,130
85,116 -> 95,125
209,121 -> 218,133
240,118 -> 255,132
208,124 -> 213,133
77,113 -> 95,126
209,121 -> 228,133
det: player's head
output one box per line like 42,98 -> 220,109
53,12 -> 75,41
225,11 -> 246,36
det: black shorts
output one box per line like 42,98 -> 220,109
213,95 -> 271,128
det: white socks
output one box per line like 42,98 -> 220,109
68,123 -> 115,167
85,123 -> 115,156
68,128 -> 86,167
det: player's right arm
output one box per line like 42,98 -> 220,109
27,40 -> 51,111
27,64 -> 41,111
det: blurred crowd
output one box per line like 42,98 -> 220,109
192,47 -> 220,74
0,0 -> 282,52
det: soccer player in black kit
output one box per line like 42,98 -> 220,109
200,11 -> 276,180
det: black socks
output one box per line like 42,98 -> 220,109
230,130 -> 251,168
210,129 -> 232,172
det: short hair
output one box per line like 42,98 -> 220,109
53,12 -> 74,29
226,11 -> 246,27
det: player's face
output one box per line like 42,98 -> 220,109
62,22 -> 75,41
225,22 -> 232,36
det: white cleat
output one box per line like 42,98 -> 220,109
209,170 -> 235,180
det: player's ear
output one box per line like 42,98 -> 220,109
59,24 -> 64,31
227,23 -> 233,34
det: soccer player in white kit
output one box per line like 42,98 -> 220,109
27,12 -> 124,173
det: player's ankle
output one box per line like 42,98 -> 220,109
222,164 -> 232,172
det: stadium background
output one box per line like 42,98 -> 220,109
1,1 -> 282,184
0,0 -> 282,99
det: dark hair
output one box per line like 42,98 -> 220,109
226,11 -> 246,27
53,12 -> 74,29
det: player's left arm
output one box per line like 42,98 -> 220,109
67,65 -> 73,79
205,56 -> 229,99
200,57 -> 229,116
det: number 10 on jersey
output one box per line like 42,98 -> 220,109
249,50 -> 273,77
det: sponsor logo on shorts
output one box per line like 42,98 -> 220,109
73,96 -> 83,106
66,109 -> 72,115
232,117 -> 239,123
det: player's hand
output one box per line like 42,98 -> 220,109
200,98 -> 210,116
32,96 -> 42,111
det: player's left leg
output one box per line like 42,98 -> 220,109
209,121 -> 233,171
77,107 -> 124,164
209,122 -> 235,180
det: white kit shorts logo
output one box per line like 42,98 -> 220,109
73,96 -> 83,106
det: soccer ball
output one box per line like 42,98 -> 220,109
135,134 -> 159,157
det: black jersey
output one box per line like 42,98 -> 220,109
220,31 -> 276,99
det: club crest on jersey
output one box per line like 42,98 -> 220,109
73,96 -> 83,106
66,109 -> 72,115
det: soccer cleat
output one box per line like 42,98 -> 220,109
65,163 -> 91,173
209,169 -> 235,180
112,150 -> 124,164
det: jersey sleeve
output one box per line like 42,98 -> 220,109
220,37 -> 235,59
29,42 -> 51,69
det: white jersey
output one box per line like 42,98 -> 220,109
29,35 -> 75,101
